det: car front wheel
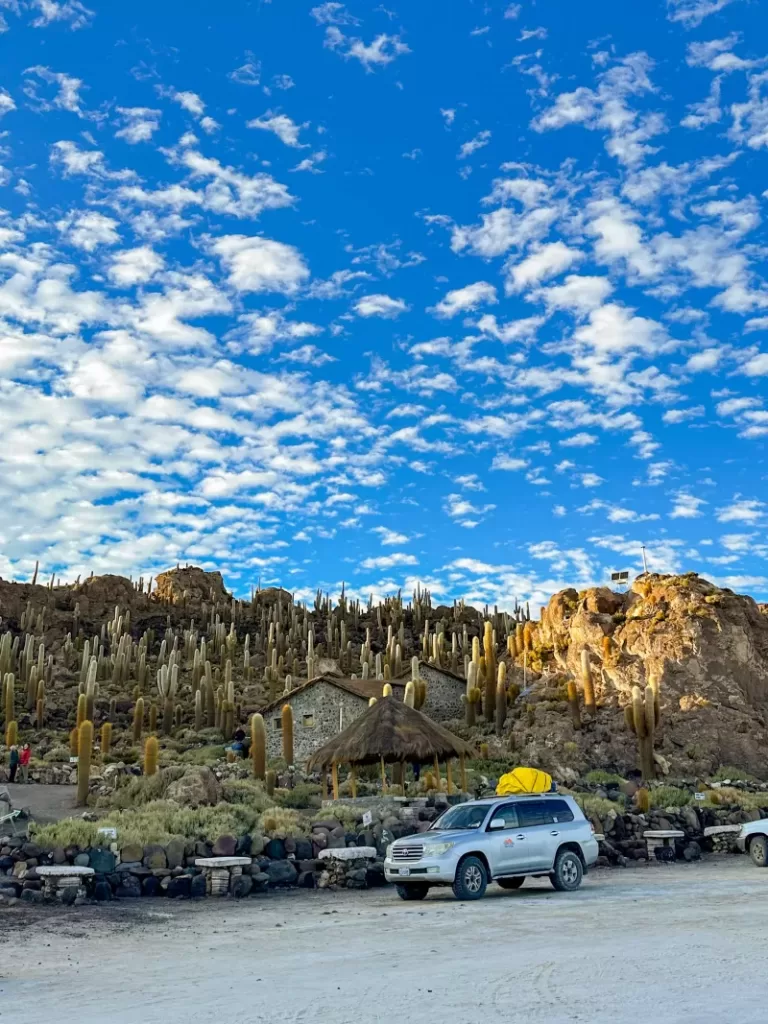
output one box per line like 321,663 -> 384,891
452,856 -> 488,901
550,850 -> 583,892
396,883 -> 430,900
750,836 -> 768,868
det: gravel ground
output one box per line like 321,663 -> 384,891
1,857 -> 767,1024
1,783 -> 77,823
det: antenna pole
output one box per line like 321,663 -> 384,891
641,544 -> 649,575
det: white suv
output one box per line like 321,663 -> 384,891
385,794 -> 599,901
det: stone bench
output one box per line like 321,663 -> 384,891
194,857 -> 252,896
318,847 -> 378,889
643,830 -> 684,862
36,865 -> 94,904
704,824 -> 742,853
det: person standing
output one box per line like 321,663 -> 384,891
8,745 -> 19,784
19,743 -> 31,783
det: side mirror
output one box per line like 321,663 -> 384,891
488,819 -> 505,831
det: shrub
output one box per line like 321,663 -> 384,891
175,744 -> 226,766
259,806 -> 305,836
43,746 -> 72,763
711,765 -> 760,783
220,778 -> 273,813
274,783 -> 322,810
650,786 -> 693,808
585,770 -> 625,785
97,767 -> 187,809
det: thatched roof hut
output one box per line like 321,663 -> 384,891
306,696 -> 473,771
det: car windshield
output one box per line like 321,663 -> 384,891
429,804 -> 488,831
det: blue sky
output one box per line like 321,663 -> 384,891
0,0 -> 767,608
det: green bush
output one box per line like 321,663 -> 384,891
175,744 -> 226,765
97,767 -> 187,809
274,783 -> 322,809
711,765 -> 760,783
220,778 -> 273,812
650,786 -> 692,808
585,770 -> 625,785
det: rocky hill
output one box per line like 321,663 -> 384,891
1,566 -> 767,781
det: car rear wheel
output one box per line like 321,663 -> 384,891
550,850 -> 583,892
750,836 -> 768,868
497,877 -> 525,890
396,883 -> 430,900
452,856 -> 487,901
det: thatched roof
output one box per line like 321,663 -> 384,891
306,696 -> 473,769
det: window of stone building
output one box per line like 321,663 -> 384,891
273,717 -> 282,730
302,713 -> 315,728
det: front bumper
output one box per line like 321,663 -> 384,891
384,855 -> 457,885
583,836 -> 600,867
735,835 -> 747,853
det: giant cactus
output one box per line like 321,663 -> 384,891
624,683 -> 658,779
567,680 -> 581,730
251,712 -> 266,780
144,735 -> 159,776
580,649 -> 596,714
281,704 -> 294,765
132,697 -> 144,743
76,720 -> 93,806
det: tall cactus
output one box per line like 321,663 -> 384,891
157,664 -> 178,734
495,677 -> 507,735
404,681 -> 415,708
624,684 -> 657,779
3,672 -> 14,728
132,697 -> 144,743
567,680 -> 581,730
580,649 -> 596,714
463,662 -> 481,727
144,735 -> 159,776
5,720 -> 17,747
101,721 -> 112,755
251,713 -> 266,780
76,693 -> 87,729
194,689 -> 203,732
281,704 -> 294,765
76,720 -> 93,807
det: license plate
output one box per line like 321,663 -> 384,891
399,867 -> 410,876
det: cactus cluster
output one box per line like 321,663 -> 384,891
624,678 -> 660,779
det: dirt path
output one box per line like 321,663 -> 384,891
2,784 -> 77,823
2,857 -> 767,1024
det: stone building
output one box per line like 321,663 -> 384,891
259,676 -> 405,765
410,662 -> 466,722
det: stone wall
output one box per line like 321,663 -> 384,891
418,664 -> 465,721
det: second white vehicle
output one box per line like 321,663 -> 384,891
385,793 -> 599,901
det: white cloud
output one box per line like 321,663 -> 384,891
581,473 -> 604,487
560,432 -> 598,447
353,294 -> 409,318
506,242 -> 582,293
670,490 -> 707,518
360,552 -> 417,570
716,498 -> 765,523
491,455 -> 529,471
0,90 -> 15,117
372,526 -> 409,546
229,54 -> 261,87
211,235 -> 310,294
248,112 -> 308,148
108,247 -> 164,287
667,0 -> 741,28
323,26 -> 410,71
24,66 -> 84,115
115,107 -> 161,144
30,0 -> 93,29
429,281 -> 497,318
440,108 -> 455,126
57,211 -> 120,251
742,352 -> 768,376
458,130 -> 491,159
686,348 -> 723,372
310,2 -> 360,24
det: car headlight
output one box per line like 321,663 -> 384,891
425,842 -> 455,857
385,844 -> 394,859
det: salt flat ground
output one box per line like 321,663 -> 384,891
1,857 -> 766,1024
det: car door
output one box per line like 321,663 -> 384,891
545,798 -> 581,866
484,802 -> 526,876
514,799 -> 558,870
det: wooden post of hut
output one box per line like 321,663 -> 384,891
446,759 -> 453,795
331,761 -> 339,800
460,752 -> 467,792
380,755 -> 387,793
321,769 -> 328,800
350,763 -> 357,798
433,754 -> 440,792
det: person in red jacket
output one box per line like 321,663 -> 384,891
19,743 -> 31,783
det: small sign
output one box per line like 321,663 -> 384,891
611,571 -> 630,582
98,827 -> 118,839
362,811 -> 373,827
694,793 -> 706,801
69,756 -> 78,764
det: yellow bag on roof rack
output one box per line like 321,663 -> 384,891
496,766 -> 553,796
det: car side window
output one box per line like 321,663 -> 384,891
517,800 -> 556,828
488,803 -> 519,830
548,799 -> 575,823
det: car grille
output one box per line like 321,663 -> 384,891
392,844 -> 423,862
